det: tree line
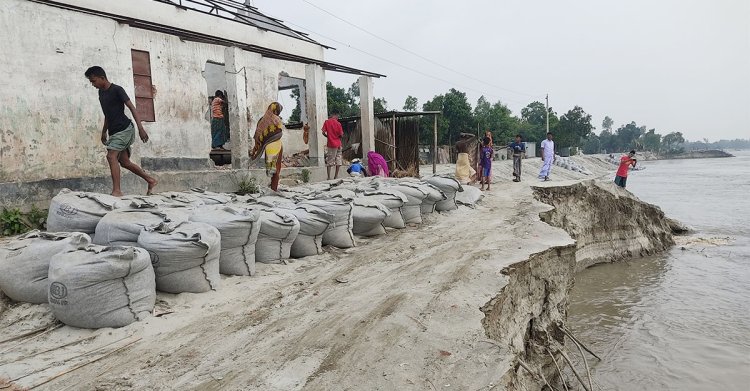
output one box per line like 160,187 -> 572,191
291,83 -> 747,154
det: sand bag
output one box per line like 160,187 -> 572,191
188,188 -> 234,205
137,222 -> 221,293
48,245 -> 155,329
250,209 -> 301,264
254,194 -> 297,207
298,198 -> 356,248
406,182 -> 446,214
425,176 -> 463,212
387,184 -> 428,225
456,186 -> 484,207
325,189 -> 358,200
93,206 -> 191,247
360,189 -> 407,229
276,204 -> 334,258
157,192 -> 206,207
47,189 -> 126,233
0,231 -> 91,304
190,206 -> 261,276
351,198 -> 391,237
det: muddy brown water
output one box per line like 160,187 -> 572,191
568,150 -> 750,391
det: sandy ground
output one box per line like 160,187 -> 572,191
0,156 -> 614,391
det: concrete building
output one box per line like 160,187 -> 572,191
0,0 -> 383,208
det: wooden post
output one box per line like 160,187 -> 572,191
392,113 -> 396,171
432,114 -> 438,174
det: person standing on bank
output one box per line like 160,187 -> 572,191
538,132 -> 555,181
508,134 -> 526,182
251,102 -> 285,192
322,111 -> 344,180
85,66 -> 157,197
210,90 -> 228,150
614,150 -> 637,188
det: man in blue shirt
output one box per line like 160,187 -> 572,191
508,134 -> 526,182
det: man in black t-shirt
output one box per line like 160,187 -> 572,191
85,66 -> 157,196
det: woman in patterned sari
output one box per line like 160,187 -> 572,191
251,102 -> 284,191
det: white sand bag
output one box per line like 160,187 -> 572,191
406,182 -> 446,214
137,222 -> 221,293
251,209 -> 301,264
47,189 -> 126,234
190,206 -> 261,276
48,245 -> 155,329
0,231 -> 91,304
325,189 -> 358,200
254,194 -> 297,207
276,204 -> 334,258
351,198 -> 391,237
425,176 -> 463,212
188,188 -> 234,205
361,189 -> 407,229
298,198 -> 356,248
93,206 -> 191,247
455,186 -> 485,207
387,184 -> 428,224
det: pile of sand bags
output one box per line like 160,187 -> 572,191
361,189 -> 407,229
298,198 -> 356,248
351,198 -> 391,236
249,208 -> 301,264
46,189 -> 126,233
93,206 -> 191,247
0,231 -> 91,304
47,245 -> 155,328
425,176 -> 463,212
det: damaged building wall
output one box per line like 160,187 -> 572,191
0,0 -> 134,182
0,0 -> 326,184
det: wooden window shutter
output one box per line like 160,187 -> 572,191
131,50 -> 155,122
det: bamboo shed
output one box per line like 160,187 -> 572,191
338,111 -> 441,175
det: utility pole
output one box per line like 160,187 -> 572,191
545,94 -> 550,134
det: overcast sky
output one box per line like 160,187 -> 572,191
257,0 -> 749,141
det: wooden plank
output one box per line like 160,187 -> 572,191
131,50 -> 151,76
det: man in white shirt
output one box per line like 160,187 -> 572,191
538,132 -> 555,181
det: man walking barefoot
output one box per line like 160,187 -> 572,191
322,110 -> 344,180
85,66 -> 157,196
508,134 -> 526,182
538,132 -> 555,181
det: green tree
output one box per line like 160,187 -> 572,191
613,122 -> 643,151
520,101 -> 558,142
641,128 -> 661,152
556,106 -> 594,148
327,82 -> 357,117
662,132 -> 685,153
403,96 -> 418,111
288,87 -> 302,123
602,116 -> 614,133
374,98 -> 388,113
474,96 -> 518,144
420,89 -> 473,145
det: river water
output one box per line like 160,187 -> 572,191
568,150 -> 750,391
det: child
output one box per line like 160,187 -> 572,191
85,66 -> 157,196
480,137 -> 493,191
508,134 -> 526,182
347,158 -> 367,177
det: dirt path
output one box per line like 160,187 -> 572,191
0,157 -> 612,391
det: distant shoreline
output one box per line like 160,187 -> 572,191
659,149 -> 734,160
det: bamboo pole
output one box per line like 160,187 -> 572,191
432,115 -> 437,174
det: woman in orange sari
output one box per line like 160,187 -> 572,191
251,102 -> 285,191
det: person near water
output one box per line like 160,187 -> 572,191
347,158 -> 367,177
367,151 -> 389,177
614,150 -> 637,188
538,132 -> 555,181
322,111 -> 344,180
85,66 -> 157,197
480,137 -> 493,191
251,102 -> 284,191
210,90 -> 228,150
508,134 -> 526,182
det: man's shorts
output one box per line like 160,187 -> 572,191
106,122 -> 135,153
482,166 -> 491,178
326,147 -> 342,166
614,175 -> 627,188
